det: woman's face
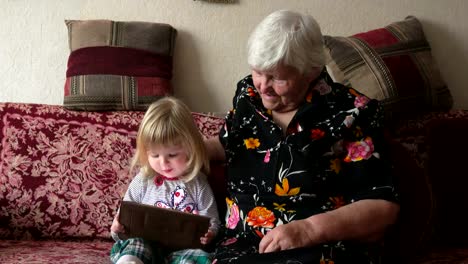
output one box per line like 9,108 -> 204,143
252,65 -> 320,113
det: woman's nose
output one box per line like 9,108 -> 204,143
258,76 -> 273,91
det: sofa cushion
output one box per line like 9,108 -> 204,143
324,16 -> 452,123
0,239 -> 113,263
0,103 -> 224,240
64,19 -> 177,111
411,247 -> 468,264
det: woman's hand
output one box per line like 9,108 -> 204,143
110,213 -> 125,234
200,229 -> 216,245
259,199 -> 399,253
259,219 -> 322,253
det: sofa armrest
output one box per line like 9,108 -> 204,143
383,110 -> 468,260
425,117 -> 468,246
383,135 -> 434,260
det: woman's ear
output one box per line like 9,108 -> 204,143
305,67 -> 322,83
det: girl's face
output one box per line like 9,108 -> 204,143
147,143 -> 189,179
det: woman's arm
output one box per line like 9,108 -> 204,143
259,199 -> 399,253
308,199 -> 399,243
205,136 -> 226,161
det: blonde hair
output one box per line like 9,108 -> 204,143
247,9 -> 326,75
131,97 -> 210,182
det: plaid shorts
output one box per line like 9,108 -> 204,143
111,238 -> 212,264
110,238 -> 154,264
167,249 -> 213,264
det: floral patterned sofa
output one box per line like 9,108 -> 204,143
1,101 -> 468,263
3,14 -> 468,263
0,102 -> 224,263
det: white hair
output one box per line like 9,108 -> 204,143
247,10 -> 326,75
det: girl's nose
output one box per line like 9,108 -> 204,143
160,157 -> 169,166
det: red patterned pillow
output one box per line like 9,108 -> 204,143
0,103 -> 224,239
64,20 -> 177,111
324,16 -> 453,122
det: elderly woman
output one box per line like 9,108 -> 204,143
206,10 -> 400,263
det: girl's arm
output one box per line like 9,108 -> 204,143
110,172 -> 146,241
196,175 -> 222,244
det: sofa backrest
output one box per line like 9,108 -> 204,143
0,103 -> 224,240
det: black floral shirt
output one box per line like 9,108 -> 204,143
214,70 -> 398,263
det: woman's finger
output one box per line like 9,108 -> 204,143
259,234 -> 272,253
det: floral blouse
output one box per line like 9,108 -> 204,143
214,70 -> 398,263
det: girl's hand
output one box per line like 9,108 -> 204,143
200,229 -> 215,245
110,213 -> 125,234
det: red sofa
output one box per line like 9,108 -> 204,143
0,102 -> 224,263
1,102 -> 468,263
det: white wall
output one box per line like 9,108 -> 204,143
1,0 -> 467,112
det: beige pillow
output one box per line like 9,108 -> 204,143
324,16 -> 452,122
64,20 -> 177,111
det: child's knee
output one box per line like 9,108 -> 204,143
110,238 -> 153,264
115,254 -> 144,264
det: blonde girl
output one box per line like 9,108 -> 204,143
110,97 -> 220,264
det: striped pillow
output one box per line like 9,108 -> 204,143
324,16 -> 452,122
64,20 -> 177,111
